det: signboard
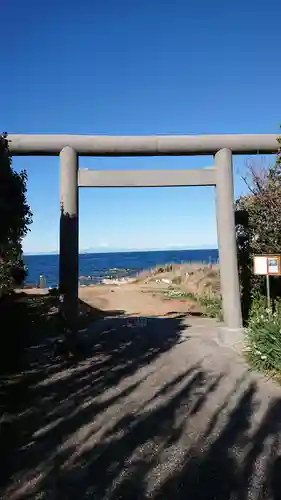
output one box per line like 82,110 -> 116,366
253,255 -> 281,276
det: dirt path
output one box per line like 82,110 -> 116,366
79,282 -> 199,317
2,285 -> 281,499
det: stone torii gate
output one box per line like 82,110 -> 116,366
8,133 -> 279,337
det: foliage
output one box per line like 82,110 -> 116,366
245,293 -> 281,373
165,288 -> 223,321
236,131 -> 281,375
0,133 -> 32,296
235,132 -> 281,303
198,294 -> 223,321
165,289 -> 194,300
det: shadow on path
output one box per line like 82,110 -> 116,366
0,307 -> 188,498
1,304 -> 281,499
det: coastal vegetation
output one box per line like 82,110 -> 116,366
0,133 -> 33,371
237,133 -> 281,374
166,289 -> 222,320
0,133 -> 32,296
245,293 -> 281,375
135,262 -> 222,320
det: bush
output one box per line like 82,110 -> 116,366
235,132 -> 281,308
0,133 -> 32,373
0,133 -> 32,296
245,293 -> 281,373
165,288 -> 223,321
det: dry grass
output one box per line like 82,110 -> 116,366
134,262 -> 220,296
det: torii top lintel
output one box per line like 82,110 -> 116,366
7,133 -> 279,156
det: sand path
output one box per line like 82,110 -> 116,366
79,282 -> 199,317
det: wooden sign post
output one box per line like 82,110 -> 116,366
253,255 -> 281,308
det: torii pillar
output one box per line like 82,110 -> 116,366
59,146 -> 79,325
215,148 -> 243,336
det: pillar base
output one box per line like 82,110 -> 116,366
216,326 -> 244,349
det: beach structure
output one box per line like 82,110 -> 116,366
8,133 -> 279,338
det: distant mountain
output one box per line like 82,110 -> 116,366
24,244 -> 217,256
24,250 -> 58,256
81,245 -> 217,254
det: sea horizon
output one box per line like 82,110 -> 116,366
23,248 -> 219,288
24,246 -> 218,257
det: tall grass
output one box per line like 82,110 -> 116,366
165,288 -> 223,321
198,294 -> 223,321
245,294 -> 281,373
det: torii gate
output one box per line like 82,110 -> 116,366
8,133 -> 279,338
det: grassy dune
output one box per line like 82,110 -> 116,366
134,262 -> 222,319
134,262 -> 220,295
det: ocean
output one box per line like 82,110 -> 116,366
23,248 -> 219,288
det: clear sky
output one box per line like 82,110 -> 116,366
1,0 -> 280,254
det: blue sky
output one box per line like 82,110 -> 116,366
1,0 -> 280,254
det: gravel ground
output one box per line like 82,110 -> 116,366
1,292 -> 281,499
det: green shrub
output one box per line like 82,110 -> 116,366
165,288 -> 223,321
0,133 -> 32,372
165,289 -> 195,300
0,133 -> 32,296
198,294 -> 223,321
245,293 -> 281,373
